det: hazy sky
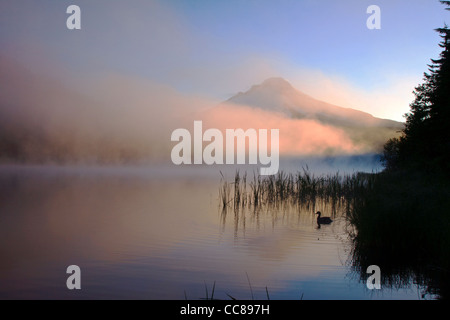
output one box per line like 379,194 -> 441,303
0,0 -> 448,121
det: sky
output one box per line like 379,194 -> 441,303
0,0 -> 448,121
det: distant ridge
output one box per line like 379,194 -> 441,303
226,77 -> 403,129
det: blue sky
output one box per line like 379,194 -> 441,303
1,0 -> 448,121
165,0 -> 448,95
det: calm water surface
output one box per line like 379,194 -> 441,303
0,165 -> 423,299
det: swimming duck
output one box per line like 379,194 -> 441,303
316,211 -> 332,224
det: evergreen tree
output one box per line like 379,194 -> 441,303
428,23 -> 450,171
383,1 -> 450,173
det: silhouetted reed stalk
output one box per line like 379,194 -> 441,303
219,171 -> 232,208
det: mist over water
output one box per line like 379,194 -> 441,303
2,0 -> 448,302
0,48 -> 395,299
279,154 -> 383,175
0,154 -> 424,300
0,52 -> 396,166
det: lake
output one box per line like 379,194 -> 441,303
0,161 -> 427,299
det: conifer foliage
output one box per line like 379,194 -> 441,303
382,1 -> 450,173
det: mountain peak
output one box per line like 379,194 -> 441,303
260,77 -> 292,87
225,77 -> 403,129
253,77 -> 297,94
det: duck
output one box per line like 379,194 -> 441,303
316,211 -> 332,224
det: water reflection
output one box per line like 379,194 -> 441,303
0,165 -> 433,299
0,165 -> 222,299
349,227 -> 449,300
218,170 -> 446,299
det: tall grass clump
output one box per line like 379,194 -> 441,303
219,168 -> 374,214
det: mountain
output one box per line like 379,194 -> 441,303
226,77 -> 403,129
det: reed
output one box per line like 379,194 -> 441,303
219,171 -> 232,208
219,169 -> 374,213
200,281 -> 216,300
